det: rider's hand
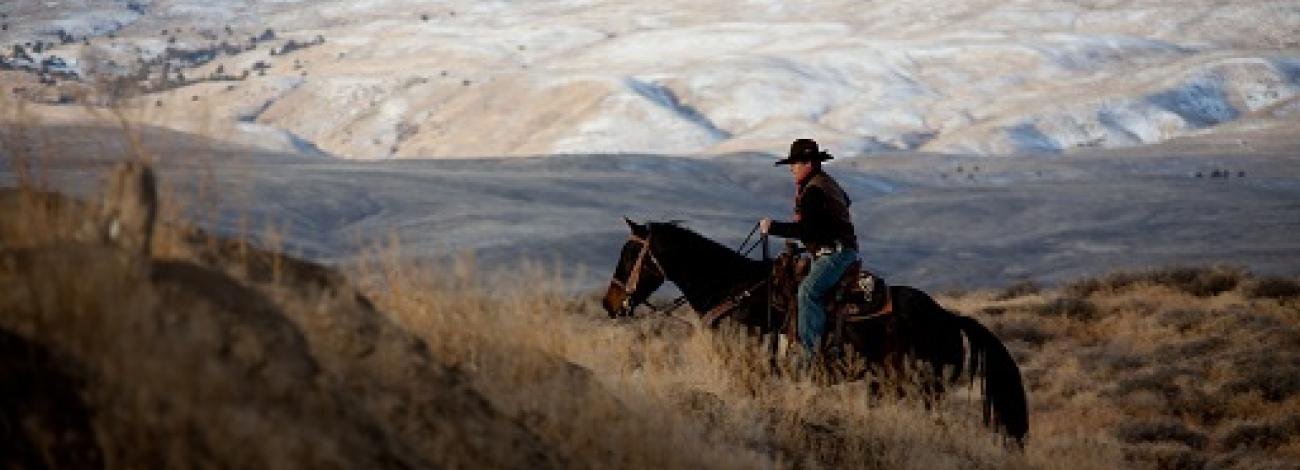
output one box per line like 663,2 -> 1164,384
760,218 -> 771,235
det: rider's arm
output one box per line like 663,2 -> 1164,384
768,186 -> 829,239
767,219 -> 801,238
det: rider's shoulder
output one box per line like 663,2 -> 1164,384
805,172 -> 841,191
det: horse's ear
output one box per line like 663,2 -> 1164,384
624,217 -> 647,236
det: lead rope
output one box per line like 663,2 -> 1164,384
763,231 -> 779,374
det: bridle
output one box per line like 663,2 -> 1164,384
609,229 -> 668,314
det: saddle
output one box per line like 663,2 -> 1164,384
775,242 -> 892,352
791,253 -> 891,317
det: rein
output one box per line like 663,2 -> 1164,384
701,278 -> 769,327
735,221 -> 763,256
701,222 -> 770,326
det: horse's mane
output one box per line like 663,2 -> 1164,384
648,221 -> 760,269
647,221 -> 769,309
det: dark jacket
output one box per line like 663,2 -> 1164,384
769,169 -> 858,254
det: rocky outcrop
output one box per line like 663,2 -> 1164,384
98,160 -> 156,255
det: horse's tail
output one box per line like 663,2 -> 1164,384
953,314 -> 1029,444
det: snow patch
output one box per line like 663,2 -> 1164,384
1145,79 -> 1238,129
550,85 -> 726,155
1006,122 -> 1061,154
39,10 -> 141,38
233,121 -> 330,157
625,78 -> 730,140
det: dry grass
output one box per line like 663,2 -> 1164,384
349,238 -> 1139,469
949,268 -> 1300,469
348,251 -> 1045,470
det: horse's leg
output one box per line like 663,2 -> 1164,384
918,361 -> 947,411
883,326 -> 910,399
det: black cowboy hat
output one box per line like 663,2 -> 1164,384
774,138 -> 834,166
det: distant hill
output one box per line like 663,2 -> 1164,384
1,0 -> 1298,158
3,123 -> 1299,290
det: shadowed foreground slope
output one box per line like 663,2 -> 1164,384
0,165 -> 559,469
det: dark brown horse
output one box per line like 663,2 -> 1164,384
602,219 -> 1029,443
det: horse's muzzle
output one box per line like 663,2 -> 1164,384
616,298 -> 634,317
601,294 -> 631,318
602,281 -> 643,317
610,298 -> 641,318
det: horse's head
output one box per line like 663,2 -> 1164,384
602,218 -> 667,317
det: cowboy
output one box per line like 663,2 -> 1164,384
760,138 -> 860,359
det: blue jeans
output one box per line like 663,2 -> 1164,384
798,248 -> 858,353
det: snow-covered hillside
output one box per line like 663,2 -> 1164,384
2,0 -> 1299,158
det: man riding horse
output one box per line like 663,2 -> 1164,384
602,152 -> 1031,441
760,138 -> 860,363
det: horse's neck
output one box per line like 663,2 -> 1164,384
653,230 -> 766,310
